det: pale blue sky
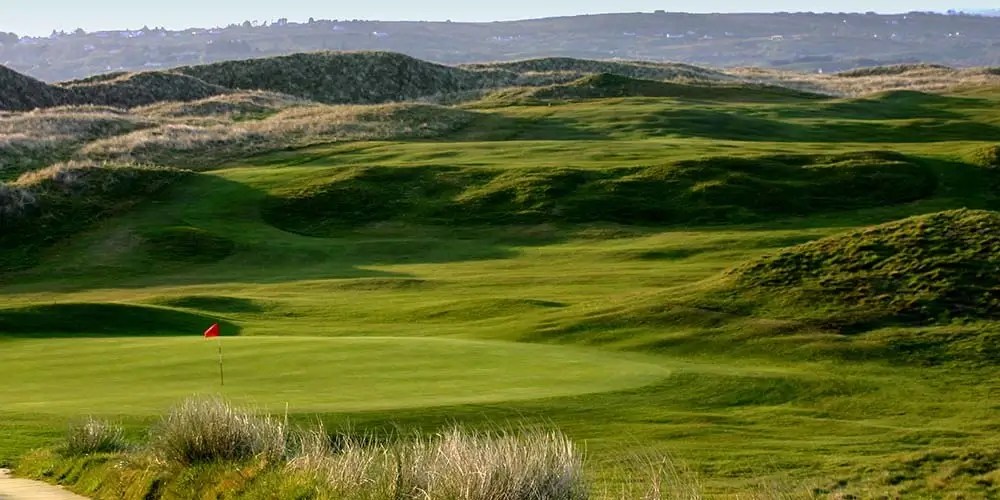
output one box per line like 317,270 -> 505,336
1,1 -> 989,36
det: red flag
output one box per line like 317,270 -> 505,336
203,323 -> 220,338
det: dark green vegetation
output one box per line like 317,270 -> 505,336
264,152 -> 937,232
4,12 -> 1000,82
729,209 -> 999,330
491,73 -> 825,103
0,161 -> 191,270
1,54 -> 999,498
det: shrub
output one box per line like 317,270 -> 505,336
65,418 -> 128,455
149,396 -> 289,465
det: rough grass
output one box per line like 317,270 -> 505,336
0,108 -> 148,179
0,161 -> 191,270
484,73 -> 826,105
735,64 -> 1000,96
263,152 -> 936,232
64,418 -> 128,456
727,209 -> 1000,330
61,71 -> 231,108
33,397 -> 589,499
176,51 -> 511,105
464,58 -> 733,85
0,65 -> 67,111
287,425 -> 586,500
80,103 -> 477,168
150,397 -> 289,465
136,91 -> 306,119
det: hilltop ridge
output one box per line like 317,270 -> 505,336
2,50 -> 1000,113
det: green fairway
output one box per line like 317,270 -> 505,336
2,84 -> 999,497
0,336 -> 667,414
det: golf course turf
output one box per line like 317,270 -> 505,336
1,80 -> 999,498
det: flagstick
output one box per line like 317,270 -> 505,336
217,336 -> 225,387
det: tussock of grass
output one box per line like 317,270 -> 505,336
44,398 -> 589,499
287,425 -> 586,500
264,152 -> 936,233
728,209 -> 1000,329
64,418 -> 128,456
150,396 -> 289,465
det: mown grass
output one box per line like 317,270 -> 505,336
1,77 -> 999,498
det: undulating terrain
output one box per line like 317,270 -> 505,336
0,51 -> 998,498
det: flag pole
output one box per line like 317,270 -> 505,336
217,336 -> 225,387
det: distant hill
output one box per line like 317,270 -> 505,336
173,52 -> 506,105
3,12 -> 1000,82
1,51 -> 998,113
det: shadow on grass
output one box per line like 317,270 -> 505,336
637,108 -> 1000,142
0,173 -> 549,293
0,302 -> 240,339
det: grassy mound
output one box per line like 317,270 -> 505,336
835,64 -> 954,78
152,295 -> 267,313
62,71 -> 231,108
0,108 -> 148,178
465,57 -> 731,83
264,152 -> 936,233
142,226 -> 236,263
176,52 -> 500,105
494,73 -> 825,103
0,302 -> 236,338
0,161 -> 191,270
728,209 -> 1000,329
0,65 -> 67,111
82,103 -> 475,168
137,91 -> 305,119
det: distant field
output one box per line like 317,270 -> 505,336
1,77 -> 999,498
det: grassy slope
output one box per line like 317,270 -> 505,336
2,85 -> 1000,497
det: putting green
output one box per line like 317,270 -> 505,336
0,336 -> 667,415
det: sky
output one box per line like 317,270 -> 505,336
0,1 -> 992,36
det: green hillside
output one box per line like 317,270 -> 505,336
1,55 -> 999,499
